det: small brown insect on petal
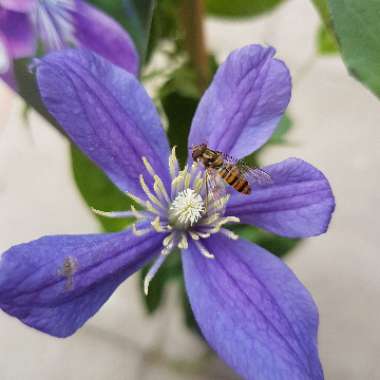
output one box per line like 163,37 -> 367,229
58,256 -> 78,291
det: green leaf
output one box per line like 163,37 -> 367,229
70,145 -> 135,232
317,24 -> 338,55
206,0 -> 285,18
327,0 -> 380,98
87,0 -> 155,62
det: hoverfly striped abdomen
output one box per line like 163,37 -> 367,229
218,164 -> 251,194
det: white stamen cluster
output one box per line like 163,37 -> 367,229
169,189 -> 205,228
33,0 -> 76,50
94,147 -> 240,295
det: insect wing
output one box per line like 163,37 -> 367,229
221,152 -> 273,187
205,168 -> 227,201
238,163 -> 273,186
222,152 -> 239,165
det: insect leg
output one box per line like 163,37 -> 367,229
205,169 -> 209,211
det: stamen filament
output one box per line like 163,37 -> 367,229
189,231 -> 200,240
219,228 -> 239,240
208,217 -> 240,234
198,213 -> 220,226
194,240 -> 214,259
169,146 -> 179,179
126,192 -> 146,207
145,201 -> 161,215
151,217 -> 171,232
178,234 -> 189,250
91,208 -> 135,219
163,234 -> 174,248
139,175 -> 165,210
144,254 -> 167,295
131,205 -> 147,219
154,175 -> 170,203
195,232 -> 211,239
142,156 -> 157,178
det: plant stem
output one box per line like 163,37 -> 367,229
181,0 -> 209,92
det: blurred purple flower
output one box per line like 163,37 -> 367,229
0,46 -> 334,379
0,0 -> 138,88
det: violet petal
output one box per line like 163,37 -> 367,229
182,234 -> 324,380
73,0 -> 139,75
0,8 -> 35,58
0,228 -> 163,337
0,0 -> 35,12
188,44 -> 291,159
36,48 -> 171,199
226,158 -> 335,238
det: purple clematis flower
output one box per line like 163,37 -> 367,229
0,0 -> 138,88
0,45 -> 335,379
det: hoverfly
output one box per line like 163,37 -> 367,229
191,143 -> 272,200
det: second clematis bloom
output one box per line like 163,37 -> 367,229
0,0 -> 138,88
0,45 -> 334,380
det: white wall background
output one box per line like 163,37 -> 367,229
1,0 -> 379,379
